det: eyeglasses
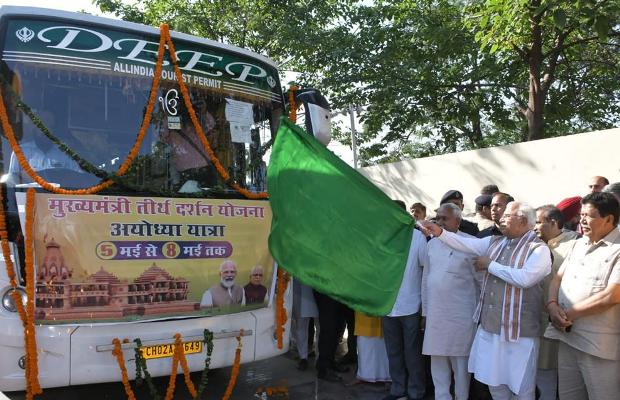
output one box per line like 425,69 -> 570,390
502,213 -> 524,219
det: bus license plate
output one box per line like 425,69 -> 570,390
140,341 -> 203,359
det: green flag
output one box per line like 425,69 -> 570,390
267,118 -> 415,316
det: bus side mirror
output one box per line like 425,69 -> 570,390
307,103 -> 331,146
293,88 -> 332,146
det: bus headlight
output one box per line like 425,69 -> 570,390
2,287 -> 27,312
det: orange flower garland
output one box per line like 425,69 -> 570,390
174,333 -> 197,398
0,186 -> 38,399
257,385 -> 289,398
288,86 -> 299,123
221,329 -> 244,400
112,338 -> 137,400
24,188 -> 41,398
274,269 -> 290,349
163,338 -> 180,400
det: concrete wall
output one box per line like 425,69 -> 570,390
359,128 -> 620,215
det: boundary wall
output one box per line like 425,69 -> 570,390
359,128 -> 620,215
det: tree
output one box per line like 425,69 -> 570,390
95,0 -> 620,165
469,0 -> 620,141
291,0 -> 620,164
93,0 -> 353,64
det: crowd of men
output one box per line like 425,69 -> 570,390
291,175 -> 620,400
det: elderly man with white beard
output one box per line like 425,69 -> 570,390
200,260 -> 246,307
421,203 -> 482,400
420,202 -> 552,400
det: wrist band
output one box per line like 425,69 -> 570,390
546,299 -> 558,308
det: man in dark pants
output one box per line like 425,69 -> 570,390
382,228 -> 427,400
313,290 -> 350,382
338,305 -> 357,364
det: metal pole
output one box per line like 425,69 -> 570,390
349,105 -> 358,169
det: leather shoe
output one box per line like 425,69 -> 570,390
339,351 -> 357,364
330,363 -> 350,373
297,358 -> 308,371
317,370 -> 343,383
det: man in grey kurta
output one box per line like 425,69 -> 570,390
422,203 -> 482,400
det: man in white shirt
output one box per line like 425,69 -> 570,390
421,202 -> 551,400
382,228 -> 427,400
422,203 -> 481,400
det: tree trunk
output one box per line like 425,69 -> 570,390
527,0 -> 545,141
526,76 -> 545,141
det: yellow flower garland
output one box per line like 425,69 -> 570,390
24,188 -> 41,398
221,329 -> 244,400
288,86 -> 299,123
275,269 -> 290,349
112,338 -> 137,400
174,333 -> 197,398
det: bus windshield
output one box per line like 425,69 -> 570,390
0,17 -> 283,196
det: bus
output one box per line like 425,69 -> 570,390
0,5 -> 309,391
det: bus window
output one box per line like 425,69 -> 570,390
0,17 -> 283,197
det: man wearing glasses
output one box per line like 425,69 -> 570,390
420,202 -> 551,399
244,265 -> 268,304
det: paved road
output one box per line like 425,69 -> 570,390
3,351 -> 406,400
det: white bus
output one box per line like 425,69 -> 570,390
0,6 -> 296,391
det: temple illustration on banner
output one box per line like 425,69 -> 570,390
35,240 -> 200,321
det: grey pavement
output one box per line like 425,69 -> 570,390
3,350 -> 432,400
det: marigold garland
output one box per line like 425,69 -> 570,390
174,333 -> 197,398
24,189 -> 41,398
0,186 -> 35,398
288,86 -> 299,123
163,337 -> 181,400
275,269 -> 290,349
256,385 -> 289,399
221,329 -> 244,400
112,338 -> 137,400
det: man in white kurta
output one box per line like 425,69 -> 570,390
422,203 -> 482,400
421,202 -> 551,400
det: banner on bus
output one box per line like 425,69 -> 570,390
24,193 -> 274,324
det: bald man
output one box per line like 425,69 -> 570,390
588,176 -> 609,193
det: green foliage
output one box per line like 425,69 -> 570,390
95,0 -> 620,165
93,0 -> 353,64
292,0 -> 620,163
